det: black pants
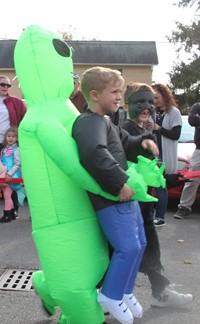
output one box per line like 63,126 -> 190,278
11,191 -> 19,213
139,200 -> 170,297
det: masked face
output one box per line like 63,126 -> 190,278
127,91 -> 155,120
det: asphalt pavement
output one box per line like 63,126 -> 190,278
0,198 -> 200,324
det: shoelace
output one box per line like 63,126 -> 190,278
129,294 -> 138,306
119,301 -> 129,313
157,293 -> 169,302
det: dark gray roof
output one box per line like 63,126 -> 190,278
67,40 -> 158,66
0,39 -> 158,69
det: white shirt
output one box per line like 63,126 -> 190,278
161,106 -> 182,174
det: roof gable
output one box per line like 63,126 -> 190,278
0,39 -> 158,69
67,40 -> 158,65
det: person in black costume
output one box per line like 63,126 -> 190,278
121,81 -> 193,308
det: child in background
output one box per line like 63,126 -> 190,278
0,127 -> 25,223
122,82 -> 193,309
72,67 -> 159,324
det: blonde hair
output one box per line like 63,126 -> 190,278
0,75 -> 10,83
3,127 -> 18,146
124,82 -> 154,104
81,66 -> 124,102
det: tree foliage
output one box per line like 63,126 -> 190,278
167,0 -> 200,111
58,25 -> 77,41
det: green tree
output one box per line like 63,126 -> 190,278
167,0 -> 200,111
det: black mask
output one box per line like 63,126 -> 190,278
127,91 -> 155,120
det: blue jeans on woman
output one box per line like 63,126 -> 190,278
96,200 -> 146,300
155,186 -> 168,220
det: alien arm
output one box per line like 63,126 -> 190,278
36,118 -> 118,200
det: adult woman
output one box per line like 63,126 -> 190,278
0,75 -> 27,146
70,72 -> 87,113
152,83 -> 182,226
0,75 -> 27,217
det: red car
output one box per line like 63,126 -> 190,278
167,115 -> 200,199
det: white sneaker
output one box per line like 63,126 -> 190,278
97,288 -> 109,315
151,286 -> 193,307
98,292 -> 133,324
123,294 -> 143,318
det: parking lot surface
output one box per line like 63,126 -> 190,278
0,199 -> 200,324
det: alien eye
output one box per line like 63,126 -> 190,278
53,39 -> 71,57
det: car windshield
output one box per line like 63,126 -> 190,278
179,116 -> 194,143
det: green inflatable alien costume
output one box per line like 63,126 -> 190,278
14,25 -> 165,324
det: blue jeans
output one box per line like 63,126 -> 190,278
97,201 -> 146,300
155,187 -> 168,220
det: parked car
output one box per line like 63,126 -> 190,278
167,115 -> 200,199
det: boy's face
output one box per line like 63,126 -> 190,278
95,81 -> 123,115
128,91 -> 154,120
135,109 -> 150,124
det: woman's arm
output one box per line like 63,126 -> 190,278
160,125 -> 181,140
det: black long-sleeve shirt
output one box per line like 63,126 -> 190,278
72,109 -> 154,210
188,102 -> 200,149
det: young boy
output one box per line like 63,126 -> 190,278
72,67 -> 159,324
122,82 -> 193,309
